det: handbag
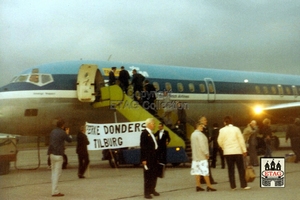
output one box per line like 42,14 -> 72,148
243,154 -> 256,182
245,165 -> 256,182
156,163 -> 165,178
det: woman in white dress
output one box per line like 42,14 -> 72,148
190,122 -> 217,192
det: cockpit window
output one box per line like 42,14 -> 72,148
29,75 -> 39,83
12,74 -> 53,86
16,75 -> 29,82
41,74 -> 52,84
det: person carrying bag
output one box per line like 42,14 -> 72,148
244,156 -> 256,183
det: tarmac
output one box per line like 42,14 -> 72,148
1,146 -> 300,200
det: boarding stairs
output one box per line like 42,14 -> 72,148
92,85 -> 186,148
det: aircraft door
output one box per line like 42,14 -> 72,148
77,64 -> 104,102
204,78 -> 216,102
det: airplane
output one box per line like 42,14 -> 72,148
1,60 -> 300,173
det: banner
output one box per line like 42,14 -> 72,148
86,121 -> 146,150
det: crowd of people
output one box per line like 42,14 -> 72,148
47,113 -> 300,198
108,66 -> 189,123
145,115 -> 280,197
46,66 -> 300,198
140,115 -> 283,198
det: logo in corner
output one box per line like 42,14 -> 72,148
260,157 -> 285,188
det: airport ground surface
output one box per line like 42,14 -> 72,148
1,146 -> 300,200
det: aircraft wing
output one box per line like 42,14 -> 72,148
263,102 -> 300,110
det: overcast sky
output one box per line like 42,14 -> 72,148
1,0 -> 300,87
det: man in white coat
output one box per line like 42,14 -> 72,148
218,116 -> 250,190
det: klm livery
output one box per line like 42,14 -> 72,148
1,60 -> 300,138
1,60 -> 300,172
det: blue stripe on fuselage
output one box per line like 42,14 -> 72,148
1,60 -> 300,94
16,60 -> 300,85
1,73 -> 299,96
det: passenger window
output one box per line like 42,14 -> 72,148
16,75 -> 29,82
263,86 -> 269,94
278,85 -> 283,95
208,83 -> 214,93
292,86 -> 298,96
285,87 -> 291,95
165,82 -> 172,92
153,82 -> 160,91
271,86 -> 277,95
189,83 -> 195,92
177,83 -> 184,92
255,86 -> 261,94
199,84 -> 206,93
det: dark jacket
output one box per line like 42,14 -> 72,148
155,130 -> 171,151
261,125 -> 272,139
118,69 -> 130,87
48,127 -> 72,156
211,128 -> 220,148
286,122 -> 300,140
140,129 -> 157,168
132,73 -> 145,91
261,125 -> 272,145
143,83 -> 156,102
76,131 -> 90,155
109,70 -> 116,85
202,126 -> 211,143
155,129 -> 171,164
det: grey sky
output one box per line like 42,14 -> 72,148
1,0 -> 300,87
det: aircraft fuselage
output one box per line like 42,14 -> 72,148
1,60 -> 300,138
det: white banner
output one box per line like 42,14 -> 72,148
86,121 -> 146,150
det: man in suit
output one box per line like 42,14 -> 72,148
76,125 -> 90,178
155,123 -> 171,164
118,66 -> 130,93
140,118 -> 160,199
211,123 -> 225,168
132,69 -> 145,101
109,67 -> 117,85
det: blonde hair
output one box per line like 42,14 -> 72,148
145,118 -> 155,126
